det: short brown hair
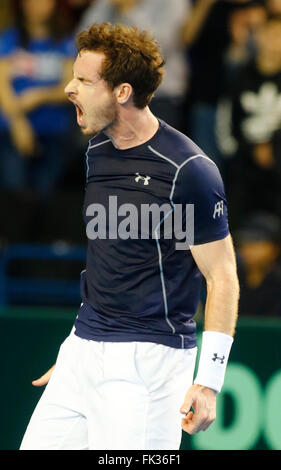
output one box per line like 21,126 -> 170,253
76,22 -> 165,109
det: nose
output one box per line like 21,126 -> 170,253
64,78 -> 77,97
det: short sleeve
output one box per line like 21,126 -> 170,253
173,156 -> 229,245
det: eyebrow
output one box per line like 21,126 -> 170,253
73,69 -> 92,81
72,67 -> 100,84
77,76 -> 92,82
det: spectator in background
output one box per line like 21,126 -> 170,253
267,0 -> 281,16
235,212 -> 281,316
77,0 -> 191,131
0,0 -> 13,33
181,0 -> 266,171
225,1 -> 266,77
61,0 -> 93,32
216,17 -> 281,227
0,0 -> 75,203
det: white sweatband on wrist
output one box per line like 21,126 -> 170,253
194,331 -> 234,393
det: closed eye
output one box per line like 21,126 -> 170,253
74,75 -> 92,85
76,75 -> 102,86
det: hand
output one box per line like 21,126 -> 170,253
180,384 -> 217,434
9,115 -> 37,157
32,364 -> 55,387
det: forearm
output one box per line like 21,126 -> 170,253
191,234 -> 240,336
193,265 -> 239,393
0,92 -> 23,119
0,61 -> 24,119
190,235 -> 240,392
19,84 -> 69,115
180,272 -> 238,433
19,59 -> 73,113
0,68 -> 66,118
204,269 -> 239,336
31,85 -> 68,105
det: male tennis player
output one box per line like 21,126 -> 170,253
20,22 -> 239,450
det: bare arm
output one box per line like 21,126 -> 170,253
0,57 -> 73,156
180,234 -> 239,434
0,59 -> 24,118
0,59 -> 36,155
180,0 -> 218,46
19,58 -> 73,113
0,57 -> 73,114
191,233 -> 239,335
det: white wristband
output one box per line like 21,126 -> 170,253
194,331 -> 233,393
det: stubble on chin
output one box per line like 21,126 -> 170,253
81,99 -> 119,137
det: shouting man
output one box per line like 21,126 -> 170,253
20,22 -> 239,450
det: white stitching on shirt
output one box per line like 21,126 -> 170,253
88,139 -> 111,150
148,147 -> 216,345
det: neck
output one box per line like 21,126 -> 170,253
104,106 -> 160,150
25,21 -> 49,39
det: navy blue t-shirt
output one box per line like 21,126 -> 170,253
74,120 -> 229,349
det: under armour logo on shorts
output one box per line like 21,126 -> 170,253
135,172 -> 151,186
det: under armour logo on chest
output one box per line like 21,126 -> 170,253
135,172 -> 151,186
212,353 -> 225,364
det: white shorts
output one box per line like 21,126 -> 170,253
20,331 -> 197,450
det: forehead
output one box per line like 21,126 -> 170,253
74,50 -> 106,78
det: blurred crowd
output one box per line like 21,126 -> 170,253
0,0 -> 281,316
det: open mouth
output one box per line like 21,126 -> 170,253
74,103 -> 84,126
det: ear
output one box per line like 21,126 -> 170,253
115,83 -> 133,105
